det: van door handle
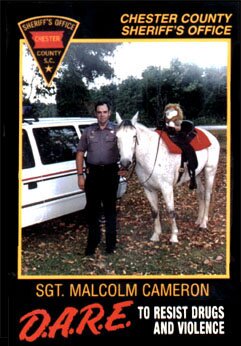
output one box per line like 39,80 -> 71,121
28,182 -> 38,189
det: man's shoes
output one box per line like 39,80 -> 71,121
106,247 -> 116,254
85,247 -> 95,256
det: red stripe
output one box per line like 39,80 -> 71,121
22,169 -> 77,182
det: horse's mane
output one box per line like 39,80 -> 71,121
118,119 -> 158,141
118,119 -> 153,132
135,122 -> 159,139
118,119 -> 135,129
135,122 -> 152,132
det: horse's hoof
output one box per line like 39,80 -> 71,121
170,240 -> 178,245
195,220 -> 201,225
150,235 -> 160,242
199,226 -> 208,231
170,236 -> 178,243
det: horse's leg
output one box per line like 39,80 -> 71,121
143,188 -> 162,241
195,175 -> 205,226
199,166 -> 217,229
161,185 -> 179,243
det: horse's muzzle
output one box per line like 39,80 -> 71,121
120,159 -> 132,169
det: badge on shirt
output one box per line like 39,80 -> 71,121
90,130 -> 95,139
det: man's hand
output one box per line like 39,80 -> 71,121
78,175 -> 85,190
118,167 -> 128,177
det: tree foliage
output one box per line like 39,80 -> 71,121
23,43 -> 119,116
91,59 -> 226,126
55,43 -> 119,116
22,66 -> 56,108
24,40 -> 226,126
55,69 -> 90,116
63,44 -> 117,83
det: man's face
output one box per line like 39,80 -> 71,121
95,104 -> 111,127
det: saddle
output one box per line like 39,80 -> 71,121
156,120 -> 211,190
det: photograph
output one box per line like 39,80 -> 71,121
20,39 -> 229,278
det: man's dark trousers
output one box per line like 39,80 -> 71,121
85,164 -> 119,253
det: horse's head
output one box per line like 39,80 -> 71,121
116,112 -> 139,169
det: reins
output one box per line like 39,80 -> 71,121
124,160 -> 136,181
125,130 -> 161,185
139,134 -> 161,185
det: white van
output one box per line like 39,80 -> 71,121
21,117 -> 127,228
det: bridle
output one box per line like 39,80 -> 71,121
122,126 -> 161,185
123,133 -> 138,182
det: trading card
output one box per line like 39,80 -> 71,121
1,0 -> 241,343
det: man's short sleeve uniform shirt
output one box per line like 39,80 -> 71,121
77,121 -> 119,165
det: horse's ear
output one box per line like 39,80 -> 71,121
131,111 -> 139,126
116,112 -> 122,125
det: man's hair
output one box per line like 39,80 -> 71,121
94,100 -> 111,112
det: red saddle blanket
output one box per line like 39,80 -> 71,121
156,128 -> 211,154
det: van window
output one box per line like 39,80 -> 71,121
79,125 -> 90,133
33,126 -> 79,164
23,130 -> 35,169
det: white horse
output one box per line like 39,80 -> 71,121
116,112 -> 220,243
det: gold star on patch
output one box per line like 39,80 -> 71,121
45,65 -> 53,73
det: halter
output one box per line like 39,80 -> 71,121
123,125 -> 161,185
124,133 -> 138,182
117,120 -> 137,181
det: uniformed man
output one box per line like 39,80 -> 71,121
76,101 -> 120,256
